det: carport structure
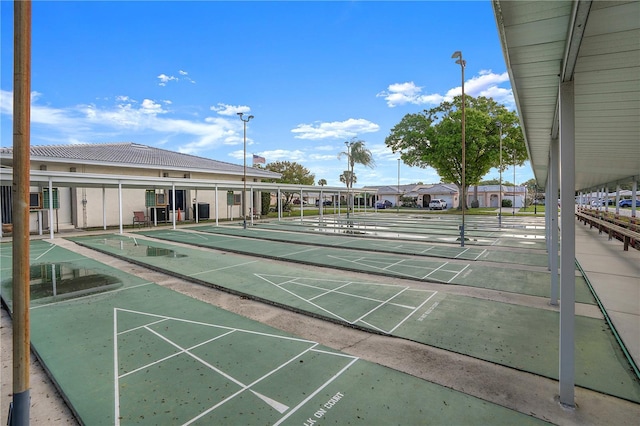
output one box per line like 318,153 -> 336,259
0,168 -> 363,238
492,0 -> 640,406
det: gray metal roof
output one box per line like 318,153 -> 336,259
0,142 -> 280,179
493,0 -> 640,191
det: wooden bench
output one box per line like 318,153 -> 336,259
133,211 -> 150,228
576,211 -> 640,251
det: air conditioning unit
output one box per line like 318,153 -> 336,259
39,165 -> 47,171
184,173 -> 190,179
70,167 -> 76,172
163,172 -> 169,178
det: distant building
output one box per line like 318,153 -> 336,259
363,183 -> 527,209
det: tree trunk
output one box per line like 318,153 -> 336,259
457,183 -> 466,210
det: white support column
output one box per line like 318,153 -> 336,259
172,184 -> 176,230
545,176 -> 551,256
300,188 -> 303,221
632,178 -> 637,218
277,188 -> 282,221
550,138 -> 559,306
102,187 -> 107,230
250,187 -> 254,226
604,186 -> 609,213
615,185 -> 621,215
559,80 -> 576,407
118,181 -> 123,234
215,185 -> 219,226
48,178 -> 54,239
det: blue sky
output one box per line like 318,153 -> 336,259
1,0 -> 533,188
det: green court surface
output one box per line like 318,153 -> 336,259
191,224 -> 552,267
135,228 -> 594,303
0,241 -> 547,425
68,234 -> 640,402
255,215 -> 549,249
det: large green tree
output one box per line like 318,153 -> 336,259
264,161 -> 315,210
338,138 -> 375,215
385,95 -> 525,209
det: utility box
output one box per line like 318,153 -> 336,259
193,203 -> 210,220
151,207 -> 168,222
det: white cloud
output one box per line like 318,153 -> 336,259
210,103 -> 251,116
0,89 -> 243,153
309,153 -> 337,161
315,145 -> 336,151
378,71 -> 514,109
157,73 -> 178,86
376,81 -> 445,108
259,149 -> 306,162
158,70 -> 195,86
291,118 -> 379,140
140,99 -> 167,115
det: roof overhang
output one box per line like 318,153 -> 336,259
493,0 -> 640,191
0,168 -> 366,194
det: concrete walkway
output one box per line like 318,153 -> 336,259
574,219 -> 640,370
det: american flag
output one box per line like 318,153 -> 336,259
252,154 -> 266,164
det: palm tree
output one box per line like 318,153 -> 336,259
317,179 -> 327,186
339,171 -> 357,186
338,138 -> 375,217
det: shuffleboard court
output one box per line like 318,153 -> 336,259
133,228 -> 594,303
256,214 -> 548,249
190,224 -> 552,267
0,240 -> 548,425
65,234 -> 640,402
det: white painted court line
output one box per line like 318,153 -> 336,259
447,264 -> 470,283
419,246 -> 435,254
354,287 -> 410,332
287,279 -> 416,308
188,260 -> 260,277
382,258 -> 407,271
255,275 -> 352,323
473,249 -> 487,260
281,247 -> 320,257
453,247 -> 470,259
422,261 -> 450,280
34,243 -> 57,261
115,308 -> 328,424
326,255 -> 419,279
388,291 -> 438,334
272,357 -> 359,426
309,282 -> 353,301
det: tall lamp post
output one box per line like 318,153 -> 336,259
397,158 -> 400,213
452,50 -> 466,247
237,112 -> 254,229
513,149 -> 516,215
497,121 -> 503,226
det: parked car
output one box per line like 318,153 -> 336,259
619,199 -> 640,208
315,200 -> 333,206
376,200 -> 393,209
292,199 -> 308,205
428,199 -> 448,210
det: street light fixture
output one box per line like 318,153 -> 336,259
452,50 -> 466,247
237,112 -> 254,229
